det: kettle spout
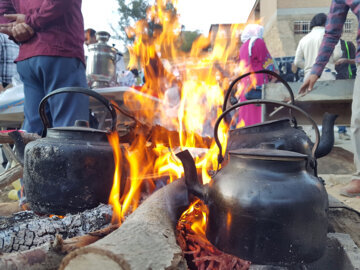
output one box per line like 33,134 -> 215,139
315,112 -> 338,158
176,150 -> 206,200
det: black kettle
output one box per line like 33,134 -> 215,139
223,70 -> 337,159
23,87 -> 122,215
176,100 -> 329,266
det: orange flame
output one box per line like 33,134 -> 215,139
107,0 -> 261,225
180,199 -> 208,236
107,131 -> 123,224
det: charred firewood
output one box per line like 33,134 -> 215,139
60,179 -> 190,270
0,224 -> 118,270
0,204 -> 112,253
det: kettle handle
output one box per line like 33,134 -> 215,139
222,69 -> 295,111
214,100 -> 320,164
39,87 -> 117,132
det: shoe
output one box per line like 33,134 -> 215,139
340,179 -> 360,197
339,133 -> 351,140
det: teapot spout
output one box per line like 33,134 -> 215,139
176,150 -> 206,200
315,112 -> 338,158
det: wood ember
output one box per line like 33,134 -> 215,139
0,225 -> 119,270
0,204 -> 112,253
176,200 -> 251,270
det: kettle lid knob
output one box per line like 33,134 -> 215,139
74,120 -> 90,128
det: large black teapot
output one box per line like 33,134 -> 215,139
22,87 -> 122,215
176,100 -> 329,266
223,70 -> 337,159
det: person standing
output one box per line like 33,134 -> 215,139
299,0 -> 360,197
335,39 -> 357,79
335,39 -> 357,140
294,13 -> 342,81
0,33 -> 18,91
237,24 -> 278,126
0,0 -> 89,136
84,28 -> 97,61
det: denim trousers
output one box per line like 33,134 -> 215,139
17,56 -> 89,135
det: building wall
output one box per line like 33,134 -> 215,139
251,0 -> 358,58
277,0 -> 331,9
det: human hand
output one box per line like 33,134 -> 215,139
0,24 -> 13,37
4,14 -> 26,24
335,58 -> 348,65
298,74 -> 319,95
12,22 -> 34,42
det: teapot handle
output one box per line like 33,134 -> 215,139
222,69 -> 295,111
214,100 -> 320,164
39,87 -> 117,132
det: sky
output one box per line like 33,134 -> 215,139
81,0 -> 256,49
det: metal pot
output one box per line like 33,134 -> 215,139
86,31 -> 118,88
23,87 -> 121,215
223,70 -> 337,159
176,100 -> 329,266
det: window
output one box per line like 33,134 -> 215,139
294,21 -> 310,34
344,19 -> 352,33
294,19 -> 353,34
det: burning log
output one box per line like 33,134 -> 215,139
0,224 -> 119,270
0,204 -> 112,253
60,179 -> 190,270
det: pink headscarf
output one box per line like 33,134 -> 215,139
241,24 -> 264,56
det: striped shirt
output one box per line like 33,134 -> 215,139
311,0 -> 360,77
0,33 -> 19,85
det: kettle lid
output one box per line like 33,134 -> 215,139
229,148 -> 307,161
46,120 -> 109,141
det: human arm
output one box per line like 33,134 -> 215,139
0,0 -> 16,23
311,1 -> 349,77
251,39 -> 279,82
332,40 -> 343,62
0,14 -> 34,42
25,0 -> 73,31
0,35 -> 3,88
294,41 -> 305,69
335,58 -> 356,65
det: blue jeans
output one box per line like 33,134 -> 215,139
338,126 -> 347,134
17,56 -> 89,135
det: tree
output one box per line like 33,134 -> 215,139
180,30 -> 201,52
116,0 -> 150,45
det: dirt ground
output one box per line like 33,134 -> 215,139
325,176 -> 360,212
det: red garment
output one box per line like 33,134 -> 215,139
0,0 -> 85,64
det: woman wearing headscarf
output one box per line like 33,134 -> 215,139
236,24 -> 277,126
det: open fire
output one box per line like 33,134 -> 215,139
106,0 -> 251,225
103,0 -> 261,267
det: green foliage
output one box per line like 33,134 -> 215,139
115,0 -> 200,52
180,30 -> 201,52
116,0 -> 150,44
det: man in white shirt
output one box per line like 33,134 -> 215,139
294,13 -> 342,81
